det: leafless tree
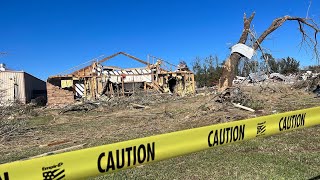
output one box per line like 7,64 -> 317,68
219,12 -> 320,91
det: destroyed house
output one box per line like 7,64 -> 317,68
47,52 -> 195,106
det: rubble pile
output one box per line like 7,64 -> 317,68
293,74 -> 320,96
233,72 -> 296,85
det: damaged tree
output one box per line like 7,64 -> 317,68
219,12 -> 320,91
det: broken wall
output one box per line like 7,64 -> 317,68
47,82 -> 74,107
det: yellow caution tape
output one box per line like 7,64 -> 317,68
0,106 -> 320,179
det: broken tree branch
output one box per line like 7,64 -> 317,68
28,143 -> 86,159
252,16 -> 319,62
239,12 -> 256,44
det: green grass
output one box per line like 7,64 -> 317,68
27,115 -> 54,127
91,126 -> 320,180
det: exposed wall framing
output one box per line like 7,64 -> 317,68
47,52 -> 195,106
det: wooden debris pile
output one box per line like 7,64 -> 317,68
293,74 -> 320,93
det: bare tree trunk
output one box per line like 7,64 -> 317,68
219,54 -> 241,89
219,13 -> 255,91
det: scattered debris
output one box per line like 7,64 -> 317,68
200,86 -> 265,113
313,85 -> 320,97
2,80 -> 320,168
269,73 -> 287,81
232,72 -> 297,86
293,74 -> 320,92
299,71 -> 320,80
214,87 -> 248,105
233,76 -> 247,84
248,72 -> 267,83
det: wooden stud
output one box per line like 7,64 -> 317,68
122,78 -> 124,96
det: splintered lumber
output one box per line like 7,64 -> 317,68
232,103 -> 255,112
109,83 -> 114,96
39,139 -> 70,148
152,81 -> 164,92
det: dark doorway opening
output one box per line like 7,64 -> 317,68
168,77 -> 177,93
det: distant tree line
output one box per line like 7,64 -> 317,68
237,54 -> 300,76
263,54 -> 300,75
192,53 -> 303,87
192,55 -> 222,87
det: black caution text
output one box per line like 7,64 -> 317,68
279,113 -> 306,131
208,124 -> 245,147
0,172 -> 9,180
97,142 -> 155,173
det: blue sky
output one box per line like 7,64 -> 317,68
1,0 -> 320,80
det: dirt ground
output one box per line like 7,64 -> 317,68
1,84 -> 320,179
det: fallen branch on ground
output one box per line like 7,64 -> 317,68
130,103 -> 150,109
28,143 -> 86,159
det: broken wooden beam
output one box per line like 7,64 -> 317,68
232,103 -> 255,112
